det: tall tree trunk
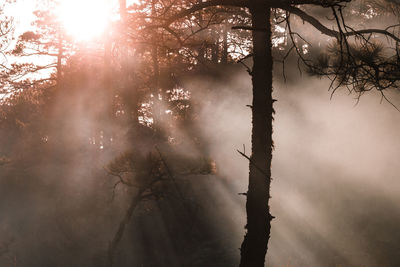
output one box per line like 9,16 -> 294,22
197,0 -> 205,60
119,0 -> 127,20
118,0 -> 140,125
211,26 -> 219,63
56,33 -> 63,85
151,0 -> 163,129
104,19 -> 112,97
108,187 -> 147,267
221,21 -> 228,64
239,5 -> 273,267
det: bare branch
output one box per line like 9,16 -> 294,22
283,5 -> 400,42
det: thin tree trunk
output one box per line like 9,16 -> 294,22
119,0 -> 140,125
197,0 -> 205,60
211,26 -> 219,63
107,187 -> 146,267
56,33 -> 63,85
119,0 -> 127,20
239,4 -> 273,267
151,0 -> 163,128
104,28 -> 112,87
221,21 -> 228,64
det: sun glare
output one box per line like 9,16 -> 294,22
56,0 -> 110,41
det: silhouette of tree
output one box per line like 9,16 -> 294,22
142,0 -> 400,266
0,1 -> 13,59
2,0 -> 400,266
1,7 -> 64,91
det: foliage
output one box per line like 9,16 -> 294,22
310,41 -> 400,94
1,0 -> 400,266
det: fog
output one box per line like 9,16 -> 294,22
1,3 -> 400,264
184,66 -> 400,266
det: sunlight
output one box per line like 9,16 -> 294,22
56,0 -> 110,41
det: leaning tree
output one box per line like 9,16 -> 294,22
140,0 -> 400,266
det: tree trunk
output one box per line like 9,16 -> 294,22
221,21 -> 228,64
108,187 -> 146,267
239,5 -> 273,267
197,0 -> 205,60
56,33 -> 63,85
118,0 -> 140,126
211,26 -> 219,63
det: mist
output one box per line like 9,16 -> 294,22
185,66 -> 400,267
1,59 -> 400,267
1,0 -> 400,266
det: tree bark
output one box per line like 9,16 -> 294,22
239,4 -> 273,267
56,33 -> 63,85
221,21 -> 228,64
108,187 -> 146,267
118,0 -> 140,125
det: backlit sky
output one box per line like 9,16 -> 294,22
6,0 -> 138,42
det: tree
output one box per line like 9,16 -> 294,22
0,1 -> 13,59
3,0 -> 399,266
144,0 -> 400,266
0,1 -> 15,95
1,7 -> 64,90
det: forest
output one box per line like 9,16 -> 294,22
0,0 -> 400,266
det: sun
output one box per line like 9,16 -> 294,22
56,0 -> 111,41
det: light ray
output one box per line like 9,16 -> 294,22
56,0 -> 110,41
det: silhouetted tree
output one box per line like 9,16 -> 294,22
144,0 -> 400,266
2,1 -> 400,266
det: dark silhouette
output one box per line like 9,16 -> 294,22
1,1 -> 400,267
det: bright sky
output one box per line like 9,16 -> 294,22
4,0 -> 36,35
56,0 -> 111,41
5,0 -> 138,43
1,0 -> 126,89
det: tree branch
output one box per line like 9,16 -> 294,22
283,5 -> 400,42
